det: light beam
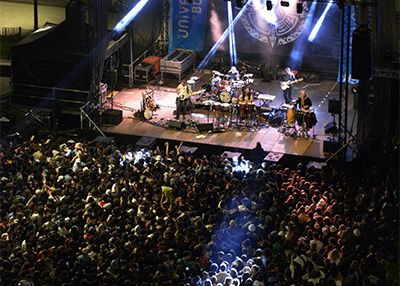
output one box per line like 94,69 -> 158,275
198,0 -> 253,69
308,0 -> 332,42
113,0 -> 150,35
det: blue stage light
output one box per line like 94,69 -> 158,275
308,0 -> 333,42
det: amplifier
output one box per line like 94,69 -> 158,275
134,62 -> 154,82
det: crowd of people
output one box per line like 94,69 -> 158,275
0,135 -> 398,285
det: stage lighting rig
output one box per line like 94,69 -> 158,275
280,1 -> 290,7
296,1 -> 303,13
266,0 -> 272,10
236,0 -> 248,8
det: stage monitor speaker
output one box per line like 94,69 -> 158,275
328,99 -> 340,114
102,109 -> 122,125
323,141 -> 341,153
196,122 -> 214,132
352,28 -> 371,80
168,119 -> 185,130
324,122 -> 337,134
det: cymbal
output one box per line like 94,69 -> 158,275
212,70 -> 223,76
243,73 -> 253,78
190,76 -> 200,81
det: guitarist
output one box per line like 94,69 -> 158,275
280,67 -> 297,104
176,80 -> 192,120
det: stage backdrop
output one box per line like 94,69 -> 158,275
169,0 -> 342,75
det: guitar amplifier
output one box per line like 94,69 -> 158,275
134,62 -> 154,82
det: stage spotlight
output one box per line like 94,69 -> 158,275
266,0 -> 273,10
281,1 -> 290,7
296,1 -> 303,13
351,86 -> 358,95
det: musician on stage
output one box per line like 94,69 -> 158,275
175,80 -> 192,120
238,86 -> 254,123
228,66 -> 240,81
280,67 -> 296,104
295,89 -> 317,133
296,90 -> 312,111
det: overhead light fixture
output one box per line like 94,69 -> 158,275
266,0 -> 273,10
281,1 -> 290,7
296,1 -> 303,13
236,0 -> 248,8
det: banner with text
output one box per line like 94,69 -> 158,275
169,0 -> 208,52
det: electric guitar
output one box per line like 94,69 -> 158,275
280,78 -> 303,90
177,89 -> 206,101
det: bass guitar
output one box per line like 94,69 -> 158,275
280,78 -> 303,90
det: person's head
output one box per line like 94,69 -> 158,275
300,90 -> 307,99
285,67 -> 291,74
181,80 -> 187,86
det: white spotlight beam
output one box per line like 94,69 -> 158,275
308,0 -> 333,42
113,0 -> 150,34
227,0 -> 234,66
198,0 -> 253,69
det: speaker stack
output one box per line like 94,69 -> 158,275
352,27 -> 371,80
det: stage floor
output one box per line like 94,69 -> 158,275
102,71 -> 356,159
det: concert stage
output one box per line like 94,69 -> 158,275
101,72 -> 356,160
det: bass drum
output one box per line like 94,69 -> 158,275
220,91 -> 231,103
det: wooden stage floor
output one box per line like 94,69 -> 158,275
102,71 -> 356,160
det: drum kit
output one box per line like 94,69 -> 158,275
278,101 -> 318,138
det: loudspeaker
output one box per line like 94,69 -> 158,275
324,122 -> 337,134
328,99 -> 340,114
102,109 -> 122,125
352,27 -> 371,80
196,123 -> 214,132
323,141 -> 341,153
105,70 -> 118,86
168,119 -> 185,130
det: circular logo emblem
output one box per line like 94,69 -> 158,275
241,1 -> 309,47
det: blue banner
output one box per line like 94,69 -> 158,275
169,0 -> 208,52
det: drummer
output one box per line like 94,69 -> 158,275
228,66 -> 240,81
